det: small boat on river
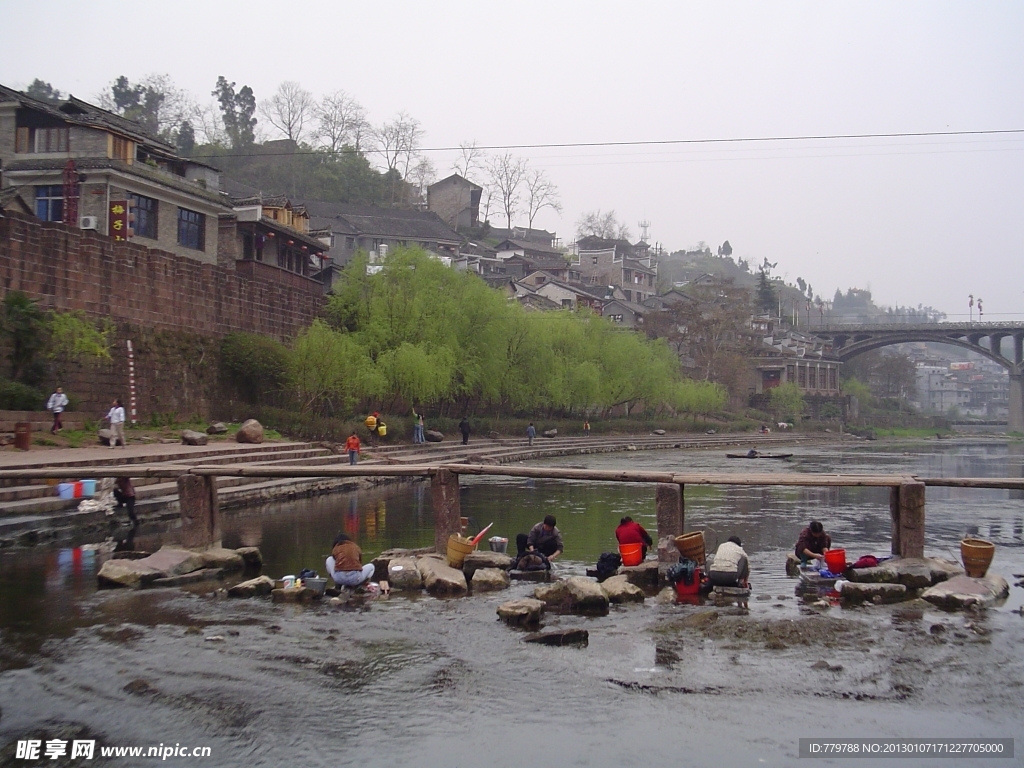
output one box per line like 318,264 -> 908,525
725,452 -> 794,460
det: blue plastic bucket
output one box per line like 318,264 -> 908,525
57,483 -> 74,499
80,479 -> 97,496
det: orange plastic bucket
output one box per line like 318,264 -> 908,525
824,549 -> 847,574
618,542 -> 643,567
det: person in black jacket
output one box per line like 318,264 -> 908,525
459,417 -> 470,445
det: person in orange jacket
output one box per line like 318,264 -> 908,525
345,431 -> 361,465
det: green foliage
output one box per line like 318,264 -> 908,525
842,377 -> 873,407
46,311 -> 113,374
2,291 -> 45,382
213,76 -> 257,148
0,378 -> 46,410
768,382 -> 804,422
220,332 -> 292,405
319,247 -> 683,417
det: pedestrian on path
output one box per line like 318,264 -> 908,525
527,422 -> 536,446
583,420 -> 591,437
105,399 -> 126,448
412,407 -> 425,444
46,386 -> 69,434
345,432 -> 361,465
459,417 -> 470,445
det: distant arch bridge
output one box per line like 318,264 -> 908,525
812,322 -> 1024,432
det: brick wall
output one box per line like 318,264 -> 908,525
0,212 -> 324,419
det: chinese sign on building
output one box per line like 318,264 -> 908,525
109,200 -> 128,241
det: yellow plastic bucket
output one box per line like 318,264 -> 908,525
377,423 -> 387,437
446,534 -> 475,568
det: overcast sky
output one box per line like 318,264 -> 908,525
3,1 -> 1022,319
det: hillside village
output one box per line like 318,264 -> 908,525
0,81 -> 1007,424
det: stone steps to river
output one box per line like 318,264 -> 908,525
0,432 -> 811,545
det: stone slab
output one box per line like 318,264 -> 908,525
198,547 -> 245,571
921,574 -> 1009,611
97,559 -> 164,588
471,567 -> 510,592
534,576 -> 609,615
600,574 -> 645,603
136,547 -> 206,577
227,575 -> 275,598
497,597 -> 545,626
462,550 -> 513,579
150,568 -> 224,588
618,560 -> 659,587
524,629 -> 588,646
840,581 -> 909,605
416,556 -> 468,596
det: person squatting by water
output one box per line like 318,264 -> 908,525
708,535 -> 749,588
47,386 -> 68,434
526,422 -> 536,446
615,516 -> 653,559
106,399 -> 126,448
345,432 -> 361,465
326,533 -> 375,587
795,520 -> 832,564
113,477 -> 138,525
516,514 -> 563,561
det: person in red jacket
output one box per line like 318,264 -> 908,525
344,432 -> 361,465
615,516 -> 654,559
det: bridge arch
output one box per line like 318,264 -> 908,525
812,323 -> 1024,432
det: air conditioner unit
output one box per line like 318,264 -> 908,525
79,216 -> 99,230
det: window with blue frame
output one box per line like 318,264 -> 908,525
35,186 -> 64,222
129,193 -> 158,239
177,207 -> 205,250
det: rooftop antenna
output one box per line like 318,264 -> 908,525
638,219 -> 651,243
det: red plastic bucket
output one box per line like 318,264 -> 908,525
824,549 -> 847,574
618,542 -> 643,567
674,568 -> 702,596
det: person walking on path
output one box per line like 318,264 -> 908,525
46,387 -> 69,434
583,420 -> 591,437
345,432 -> 361,465
526,422 -> 536,446
412,407 -> 425,444
459,417 -> 470,445
105,399 -> 126,448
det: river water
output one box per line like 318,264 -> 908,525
1,440 -> 1022,767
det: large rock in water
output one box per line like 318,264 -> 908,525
416,557 -> 468,596
97,559 -> 164,588
534,576 -> 609,614
840,582 -> 908,605
471,568 -> 510,592
198,548 -> 244,571
921,574 -> 1009,611
235,419 -> 264,444
618,561 -> 659,587
462,550 -> 512,580
138,546 -> 205,577
371,547 -> 434,581
600,575 -> 645,603
181,429 -> 208,446
387,557 -> 423,591
497,598 -> 545,626
235,547 -> 263,568
425,430 -> 444,443
227,575 -> 274,598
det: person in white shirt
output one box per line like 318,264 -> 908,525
46,387 -> 69,434
106,398 -> 126,448
708,536 -> 750,588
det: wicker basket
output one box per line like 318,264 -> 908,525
674,531 -> 706,566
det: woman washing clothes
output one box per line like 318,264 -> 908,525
325,533 -> 375,588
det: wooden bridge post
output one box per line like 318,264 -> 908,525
656,483 -> 684,562
178,475 -> 220,548
431,469 -> 462,554
890,482 -> 925,558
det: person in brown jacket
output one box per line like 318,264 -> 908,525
795,520 -> 832,564
325,533 -> 374,587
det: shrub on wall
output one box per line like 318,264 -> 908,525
220,332 -> 292,406
0,378 -> 46,410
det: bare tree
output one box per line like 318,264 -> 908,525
372,112 -> 422,175
191,102 -> 229,145
453,140 -> 485,181
409,157 -> 437,202
525,169 -> 562,230
480,188 -> 499,225
260,81 -> 315,143
487,153 -> 527,229
576,209 -> 631,240
314,90 -> 368,153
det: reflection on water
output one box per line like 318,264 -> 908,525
2,441 -> 1024,648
